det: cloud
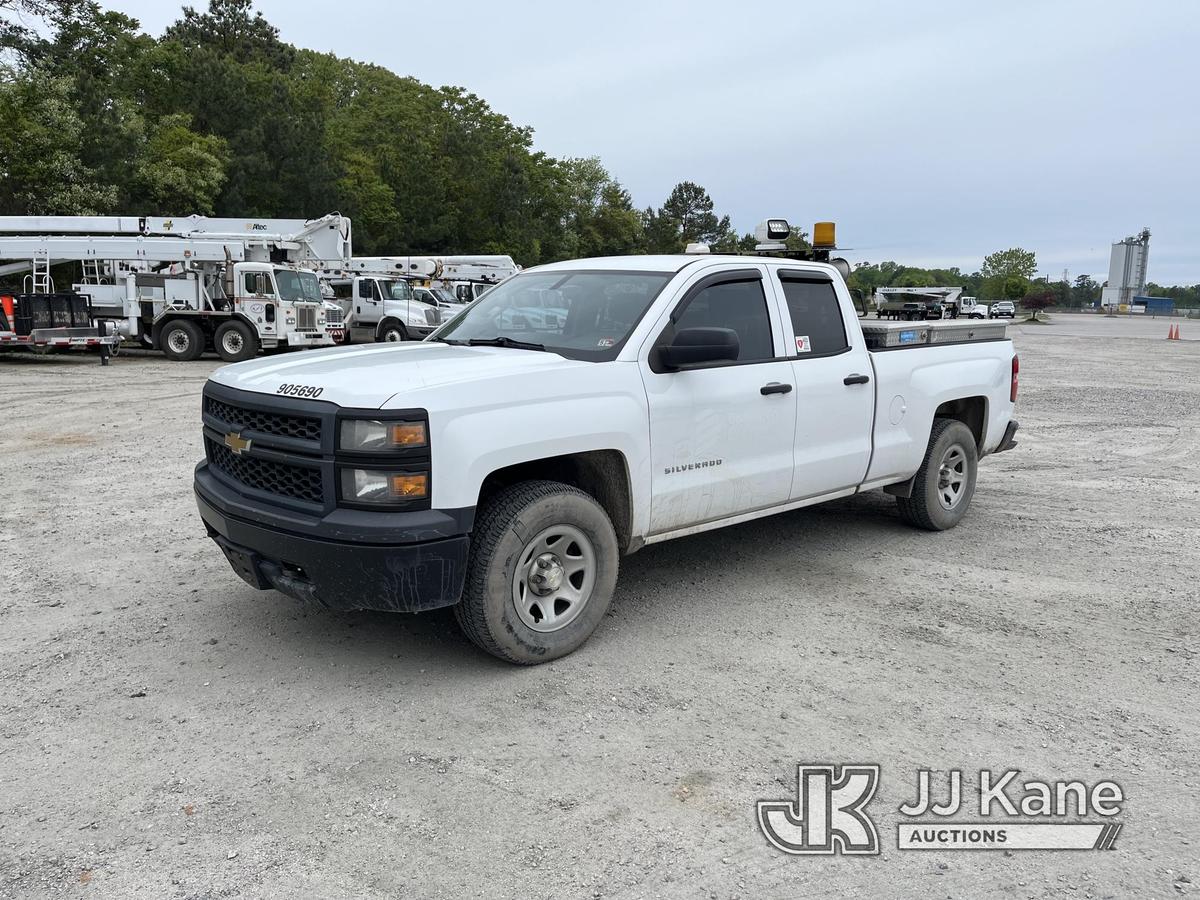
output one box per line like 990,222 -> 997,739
100,0 -> 1200,283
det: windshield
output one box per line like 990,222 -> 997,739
432,288 -> 458,304
434,269 -> 673,360
382,279 -> 414,302
275,269 -> 322,302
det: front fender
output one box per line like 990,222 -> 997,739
415,366 -> 652,540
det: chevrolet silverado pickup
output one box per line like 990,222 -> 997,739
195,248 -> 1019,663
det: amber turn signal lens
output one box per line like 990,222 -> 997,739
390,473 -> 428,498
389,422 -> 427,446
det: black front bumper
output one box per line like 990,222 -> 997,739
196,466 -> 469,613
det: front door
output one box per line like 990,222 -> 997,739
640,266 -> 797,535
356,278 -> 382,325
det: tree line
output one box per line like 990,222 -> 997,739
2,0 -> 1195,307
0,0 -> 763,263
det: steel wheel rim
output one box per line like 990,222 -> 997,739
222,331 -> 244,354
383,328 -> 403,342
167,329 -> 190,353
937,443 -> 968,510
512,524 -> 595,633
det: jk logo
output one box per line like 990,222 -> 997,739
757,764 -> 881,855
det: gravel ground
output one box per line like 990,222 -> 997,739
1,322 -> 1197,899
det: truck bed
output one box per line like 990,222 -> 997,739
860,319 -> 1008,351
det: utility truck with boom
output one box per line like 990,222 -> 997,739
321,255 -> 517,343
0,215 -> 352,361
194,219 -> 1019,664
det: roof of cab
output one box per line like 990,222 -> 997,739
527,254 -> 837,274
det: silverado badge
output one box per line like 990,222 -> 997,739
224,432 -> 251,455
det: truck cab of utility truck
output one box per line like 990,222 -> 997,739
195,218 -> 1019,665
325,274 -> 443,342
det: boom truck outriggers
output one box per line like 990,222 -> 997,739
0,215 -> 353,361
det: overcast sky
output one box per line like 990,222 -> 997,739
98,0 -> 1199,284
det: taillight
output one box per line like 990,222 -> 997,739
1010,354 -> 1019,403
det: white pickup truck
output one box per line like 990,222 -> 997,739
195,245 -> 1019,663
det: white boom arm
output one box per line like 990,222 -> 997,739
0,213 -> 352,266
335,255 -> 518,282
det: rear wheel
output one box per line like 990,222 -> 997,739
378,321 -> 408,342
214,320 -> 259,362
896,418 -> 978,531
455,480 -> 619,664
160,319 -> 204,362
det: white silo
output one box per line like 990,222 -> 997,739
1101,228 -> 1151,309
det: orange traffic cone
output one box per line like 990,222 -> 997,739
1167,324 -> 1178,340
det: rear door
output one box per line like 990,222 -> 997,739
769,268 -> 874,499
639,265 -> 798,535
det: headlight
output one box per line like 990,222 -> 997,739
339,419 -> 427,452
340,468 -> 428,505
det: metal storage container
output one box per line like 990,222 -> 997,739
860,319 -> 1007,350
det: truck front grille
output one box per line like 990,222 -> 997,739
324,305 -> 344,324
204,395 -> 322,442
296,305 -> 318,331
206,437 -> 323,504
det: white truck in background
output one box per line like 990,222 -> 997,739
322,255 -> 517,342
195,218 -> 1020,664
0,215 -> 352,361
358,255 -> 517,303
321,269 -> 443,343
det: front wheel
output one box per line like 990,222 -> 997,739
214,320 -> 259,362
378,321 -> 408,342
896,418 -> 978,531
455,480 -> 619,664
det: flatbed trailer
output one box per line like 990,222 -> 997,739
0,292 -> 121,355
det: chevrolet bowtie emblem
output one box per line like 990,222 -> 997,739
224,431 -> 251,455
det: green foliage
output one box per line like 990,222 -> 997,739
981,247 -> 1037,280
134,113 -> 229,214
0,67 -> 116,213
1072,274 -> 1101,307
1143,282 -> 1200,308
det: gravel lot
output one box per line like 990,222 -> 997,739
2,319 -> 1198,898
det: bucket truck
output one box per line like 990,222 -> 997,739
319,255 -> 517,343
0,215 -> 352,361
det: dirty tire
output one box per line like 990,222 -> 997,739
455,480 -> 619,664
160,319 -> 204,362
378,322 -> 408,342
214,320 -> 258,362
896,418 -> 979,531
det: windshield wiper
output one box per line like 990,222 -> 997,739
464,336 -> 548,352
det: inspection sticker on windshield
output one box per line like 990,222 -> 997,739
795,335 -> 812,353
597,337 -> 615,348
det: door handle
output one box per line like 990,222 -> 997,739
843,374 -> 870,385
760,382 -> 793,396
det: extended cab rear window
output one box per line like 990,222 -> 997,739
779,277 -> 848,356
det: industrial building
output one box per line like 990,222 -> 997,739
1101,228 -> 1151,310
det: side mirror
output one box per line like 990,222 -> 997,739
660,326 -> 740,369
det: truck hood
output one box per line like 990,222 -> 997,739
209,342 -> 588,408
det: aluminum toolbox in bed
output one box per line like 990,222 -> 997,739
859,319 -> 1008,350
